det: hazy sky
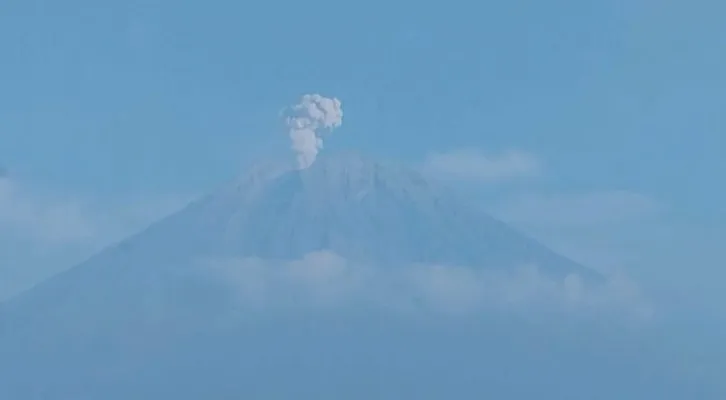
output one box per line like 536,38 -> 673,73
1,0 -> 725,308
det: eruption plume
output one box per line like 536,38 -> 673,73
284,94 -> 343,169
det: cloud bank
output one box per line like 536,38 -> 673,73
199,251 -> 652,321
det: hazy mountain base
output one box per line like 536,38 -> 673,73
1,253 -> 714,400
0,310 -> 714,399
0,324 -> 701,399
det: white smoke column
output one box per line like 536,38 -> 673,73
285,94 -> 343,169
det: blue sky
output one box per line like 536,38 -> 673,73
1,0 -> 725,308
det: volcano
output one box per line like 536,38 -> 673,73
69,153 -> 597,275
2,154 -> 701,400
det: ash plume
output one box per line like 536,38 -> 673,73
284,94 -> 343,169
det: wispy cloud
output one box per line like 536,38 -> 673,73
0,175 -> 194,246
0,172 -> 196,299
422,149 -> 542,182
494,190 -> 663,229
485,190 -> 664,274
199,251 -> 652,321
0,176 -> 98,244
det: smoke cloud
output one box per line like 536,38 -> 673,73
284,94 -> 343,169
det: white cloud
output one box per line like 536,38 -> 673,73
0,174 -> 196,300
494,190 -> 663,228
0,177 -> 97,244
422,149 -> 541,182
0,175 -> 194,246
199,251 -> 652,321
485,190 -> 666,277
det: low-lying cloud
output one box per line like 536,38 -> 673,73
0,175 -> 97,244
0,175 -> 194,246
495,190 -> 664,228
198,251 -> 652,321
0,172 -> 196,300
422,149 -> 541,182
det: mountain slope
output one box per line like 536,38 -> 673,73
64,153 -> 598,277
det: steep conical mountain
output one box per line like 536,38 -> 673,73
61,153 -> 597,278
9,154 -> 705,400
